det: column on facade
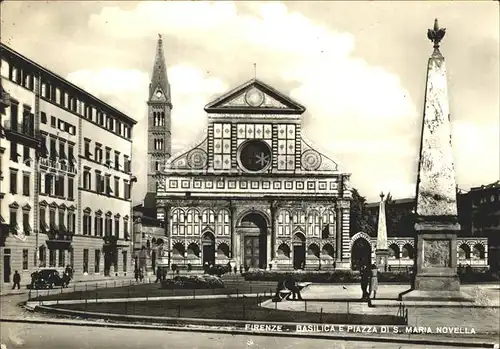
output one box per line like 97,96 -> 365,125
270,201 -> 277,261
335,203 -> 342,262
230,203 -> 237,262
164,204 -> 171,265
339,201 -> 351,262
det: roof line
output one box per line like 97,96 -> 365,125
0,43 -> 137,125
204,77 -> 306,112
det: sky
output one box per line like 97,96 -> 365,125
1,1 -> 499,203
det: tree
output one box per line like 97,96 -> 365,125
349,188 -> 376,236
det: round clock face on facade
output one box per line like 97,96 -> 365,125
238,139 -> 272,172
155,91 -> 163,98
244,88 -> 265,107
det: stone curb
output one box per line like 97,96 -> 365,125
1,317 -> 498,348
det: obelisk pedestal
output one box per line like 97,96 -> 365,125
400,19 -> 472,302
375,192 -> 389,271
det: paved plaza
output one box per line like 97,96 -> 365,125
261,284 -> 500,339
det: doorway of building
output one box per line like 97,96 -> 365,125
240,212 -> 268,269
351,238 -> 372,271
202,231 -> 216,266
293,233 -> 306,269
3,252 -> 11,283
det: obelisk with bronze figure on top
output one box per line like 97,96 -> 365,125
400,19 -> 473,301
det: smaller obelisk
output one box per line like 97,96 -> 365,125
376,192 -> 389,271
401,19 -> 471,301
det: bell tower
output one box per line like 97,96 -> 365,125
144,34 -> 172,210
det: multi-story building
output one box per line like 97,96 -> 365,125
0,43 -> 137,289
467,181 -> 500,271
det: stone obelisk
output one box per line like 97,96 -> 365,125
401,19 -> 471,301
376,192 -> 389,271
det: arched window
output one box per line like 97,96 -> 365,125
171,209 -> 187,236
216,209 -> 230,236
321,210 -> 335,239
402,244 -> 414,259
321,244 -> 335,258
388,244 -> 400,259
277,243 -> 291,258
277,210 -> 291,236
292,210 -> 306,225
472,244 -> 485,259
202,209 -> 216,225
307,210 -> 321,237
308,244 -> 320,258
458,244 -> 470,259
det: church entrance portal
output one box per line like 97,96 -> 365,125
351,238 -> 372,271
202,232 -> 216,266
293,233 -> 306,269
240,212 -> 267,269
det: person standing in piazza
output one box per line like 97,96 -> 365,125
12,270 -> 21,290
360,264 -> 370,300
369,263 -> 379,299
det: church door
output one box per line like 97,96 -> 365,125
244,236 -> 260,268
203,245 -> 215,266
293,245 -> 305,269
351,238 -> 372,271
202,232 -> 216,266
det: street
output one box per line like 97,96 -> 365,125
0,321 -> 485,349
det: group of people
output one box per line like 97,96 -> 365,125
360,263 -> 378,300
154,267 -> 168,283
274,274 -> 303,301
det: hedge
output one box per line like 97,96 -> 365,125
243,269 -> 500,284
161,275 -> 225,289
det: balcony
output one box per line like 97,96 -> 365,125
0,215 -> 8,247
0,91 -> 10,109
2,120 -> 40,147
103,235 -> 129,252
39,157 -> 77,174
46,226 -> 74,250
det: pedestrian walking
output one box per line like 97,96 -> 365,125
360,264 -> 370,300
286,274 -> 303,300
162,267 -> 167,282
369,263 -> 379,299
155,266 -> 162,283
12,270 -> 21,289
30,271 -> 38,288
134,268 -> 139,282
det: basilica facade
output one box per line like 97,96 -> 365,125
154,78 -> 353,270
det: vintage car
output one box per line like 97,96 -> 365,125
29,269 -> 69,289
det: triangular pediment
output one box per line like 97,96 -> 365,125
204,78 -> 305,115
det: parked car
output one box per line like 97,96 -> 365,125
29,269 -> 68,289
